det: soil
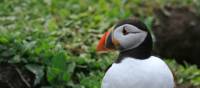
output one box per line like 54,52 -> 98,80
0,62 -> 35,88
153,6 -> 200,68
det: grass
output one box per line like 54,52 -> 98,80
0,0 -> 200,88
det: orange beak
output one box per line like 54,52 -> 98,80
96,31 -> 111,52
96,29 -> 119,52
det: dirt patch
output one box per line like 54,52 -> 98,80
153,6 -> 200,68
0,63 -> 35,88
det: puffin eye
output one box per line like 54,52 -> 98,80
122,26 -> 128,35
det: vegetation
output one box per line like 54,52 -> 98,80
0,0 -> 200,88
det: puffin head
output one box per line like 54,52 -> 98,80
97,19 -> 152,60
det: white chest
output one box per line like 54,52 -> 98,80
101,56 -> 174,88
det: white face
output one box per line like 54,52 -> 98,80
113,24 -> 147,51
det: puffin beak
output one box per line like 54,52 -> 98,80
96,29 -> 119,52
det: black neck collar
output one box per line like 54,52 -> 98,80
115,34 -> 152,63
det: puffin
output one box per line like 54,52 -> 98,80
96,19 -> 175,88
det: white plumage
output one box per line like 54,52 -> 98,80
101,56 -> 174,88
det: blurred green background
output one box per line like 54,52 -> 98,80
0,0 -> 200,88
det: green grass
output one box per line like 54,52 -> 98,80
0,0 -> 200,88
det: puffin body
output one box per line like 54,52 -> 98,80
96,19 -> 175,88
102,56 -> 174,88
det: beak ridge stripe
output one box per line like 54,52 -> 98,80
105,32 -> 115,49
